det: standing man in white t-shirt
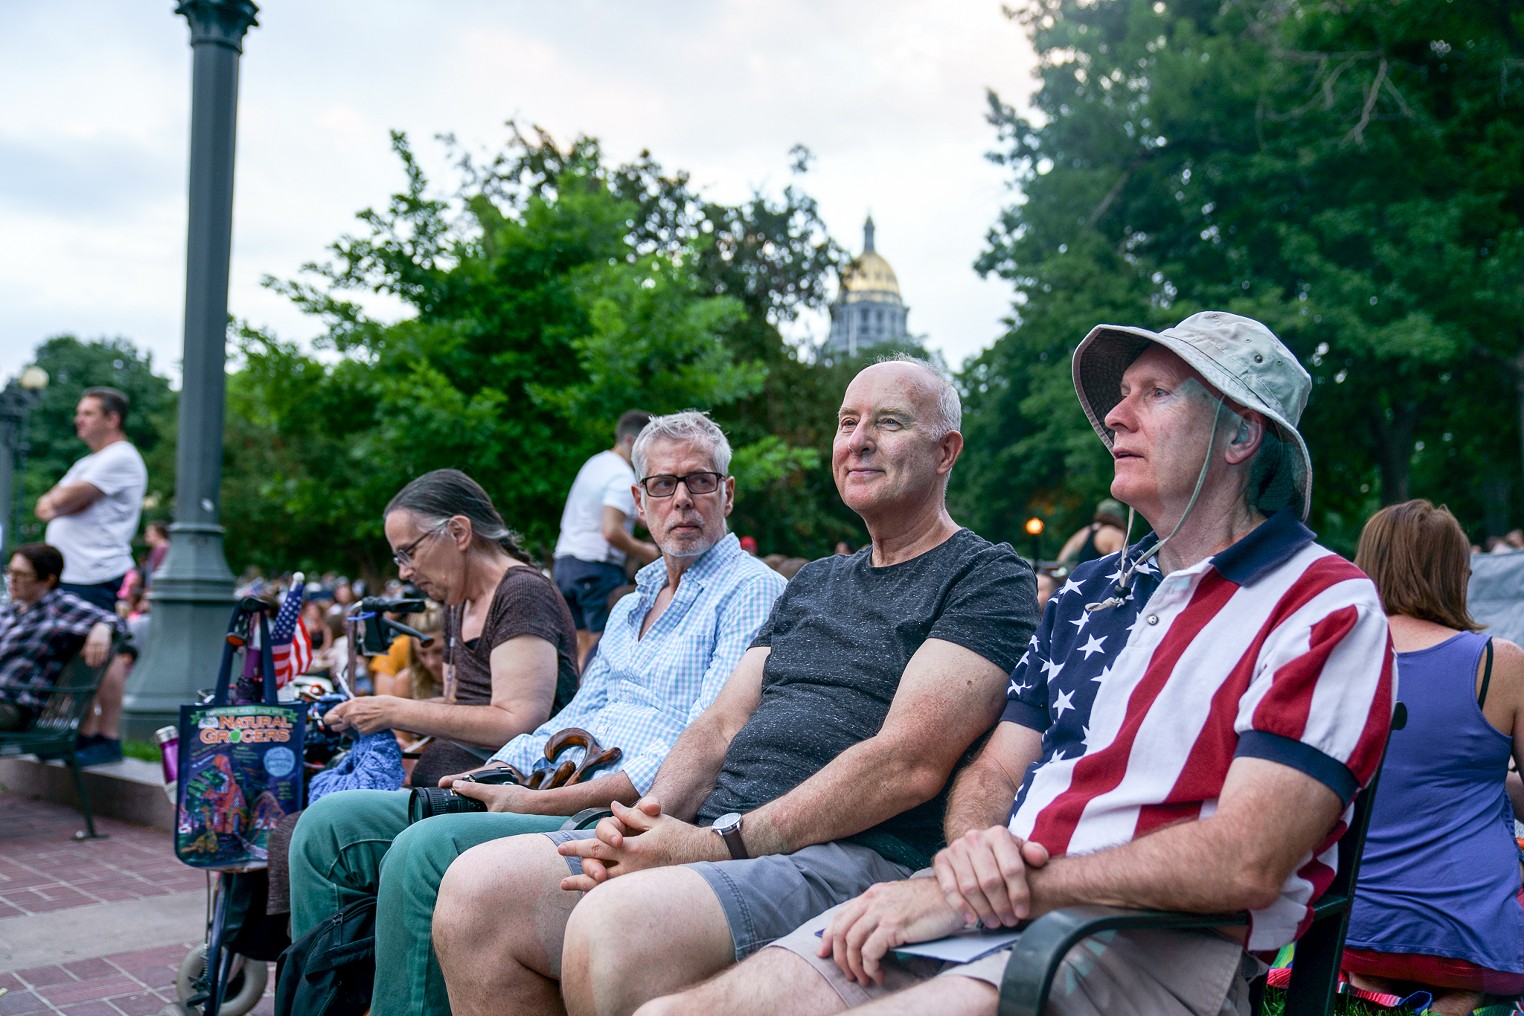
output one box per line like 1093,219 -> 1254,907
553,410 -> 659,666
35,386 -> 146,765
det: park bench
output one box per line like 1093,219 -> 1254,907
0,650 -> 110,840
998,703 -> 1406,1016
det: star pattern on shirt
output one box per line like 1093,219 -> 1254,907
1004,537 -> 1164,781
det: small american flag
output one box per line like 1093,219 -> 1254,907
270,575 -> 312,688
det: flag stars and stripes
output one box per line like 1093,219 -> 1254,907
270,579 -> 312,688
1078,634 -> 1108,659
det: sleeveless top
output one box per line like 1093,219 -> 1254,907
1346,630 -> 1523,974
1075,525 -> 1105,565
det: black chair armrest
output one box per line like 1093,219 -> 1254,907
563,808 -> 613,831
998,905 -> 1247,1016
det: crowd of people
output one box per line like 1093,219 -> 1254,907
2,312 -> 1522,1015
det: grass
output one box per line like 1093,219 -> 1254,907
1260,989 -> 1391,1014
123,739 -> 161,763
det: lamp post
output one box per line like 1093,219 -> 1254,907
0,366 -> 50,555
1024,516 -> 1045,566
122,0 -> 258,737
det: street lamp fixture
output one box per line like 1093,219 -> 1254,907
1024,516 -> 1044,565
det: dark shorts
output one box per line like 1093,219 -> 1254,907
61,578 -> 122,613
552,557 -> 627,633
543,829 -> 913,961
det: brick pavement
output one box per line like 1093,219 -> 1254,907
0,793 -> 274,1016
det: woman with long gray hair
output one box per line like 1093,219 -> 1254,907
322,469 -> 579,787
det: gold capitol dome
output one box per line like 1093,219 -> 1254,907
825,215 -> 909,357
840,217 -> 902,303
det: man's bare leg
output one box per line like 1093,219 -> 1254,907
561,865 -> 736,1016
634,947 -> 847,1016
842,976 -> 994,1016
79,653 -> 129,739
433,834 -> 581,1016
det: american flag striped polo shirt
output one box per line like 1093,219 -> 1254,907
1004,509 -> 1395,952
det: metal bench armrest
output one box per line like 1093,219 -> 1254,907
562,808 -> 613,831
999,905 -> 1247,1016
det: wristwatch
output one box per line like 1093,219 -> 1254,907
711,812 -> 748,860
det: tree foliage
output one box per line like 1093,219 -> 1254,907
954,0 -> 1524,553
12,335 -> 177,548
224,128 -> 860,580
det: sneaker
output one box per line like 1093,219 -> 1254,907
76,737 -> 123,767
75,732 -> 103,751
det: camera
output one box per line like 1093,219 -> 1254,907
352,596 -> 432,656
406,765 -> 522,823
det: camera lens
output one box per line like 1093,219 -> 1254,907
407,786 -> 489,824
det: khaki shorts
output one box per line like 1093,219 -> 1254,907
771,895 -> 1256,1016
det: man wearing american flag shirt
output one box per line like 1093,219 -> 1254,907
653,312 -> 1395,1016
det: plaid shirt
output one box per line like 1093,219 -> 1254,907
0,588 -> 120,713
490,533 -> 786,792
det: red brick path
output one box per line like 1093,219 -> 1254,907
0,793 -> 274,1015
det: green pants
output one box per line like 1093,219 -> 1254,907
288,789 -> 566,1016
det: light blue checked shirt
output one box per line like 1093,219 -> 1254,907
489,533 -> 785,792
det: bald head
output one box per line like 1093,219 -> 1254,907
866,355 -> 961,439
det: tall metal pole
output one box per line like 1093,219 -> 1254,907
123,0 -> 258,736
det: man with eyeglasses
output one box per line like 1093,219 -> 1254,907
428,356 -> 1037,1016
1,543 -> 123,732
288,411 -> 787,1016
553,409 -> 661,667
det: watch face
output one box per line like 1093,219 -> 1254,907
714,811 -> 742,833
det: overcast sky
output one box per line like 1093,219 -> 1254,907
1,2 -> 1037,387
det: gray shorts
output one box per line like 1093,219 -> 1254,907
543,830 -> 913,961
771,893 -> 1257,1016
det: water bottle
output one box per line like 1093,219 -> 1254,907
154,725 -> 179,803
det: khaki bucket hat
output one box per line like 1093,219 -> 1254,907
1071,311 -> 1313,521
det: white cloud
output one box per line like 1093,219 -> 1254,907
0,1 -> 1037,383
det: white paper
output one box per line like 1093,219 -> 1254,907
890,928 -> 1024,963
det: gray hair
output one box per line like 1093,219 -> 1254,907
384,469 -> 532,564
632,410 -> 733,478
876,353 -> 962,439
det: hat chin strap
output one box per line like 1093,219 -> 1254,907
1085,402 -> 1225,613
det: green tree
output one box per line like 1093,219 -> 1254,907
14,335 -> 176,548
956,0 -> 1524,552
225,129 -> 851,579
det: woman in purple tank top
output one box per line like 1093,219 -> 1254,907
1348,500 -> 1524,1015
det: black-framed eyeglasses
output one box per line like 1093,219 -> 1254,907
637,472 -> 726,498
392,524 -> 445,568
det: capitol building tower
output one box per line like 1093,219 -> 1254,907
823,216 -> 909,358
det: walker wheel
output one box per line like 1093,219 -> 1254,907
175,943 -> 268,1016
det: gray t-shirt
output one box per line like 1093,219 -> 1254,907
697,528 -> 1037,868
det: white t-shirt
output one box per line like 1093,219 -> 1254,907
45,439 -> 147,584
553,450 -> 637,565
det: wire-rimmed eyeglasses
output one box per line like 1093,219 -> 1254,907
393,524 -> 446,568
